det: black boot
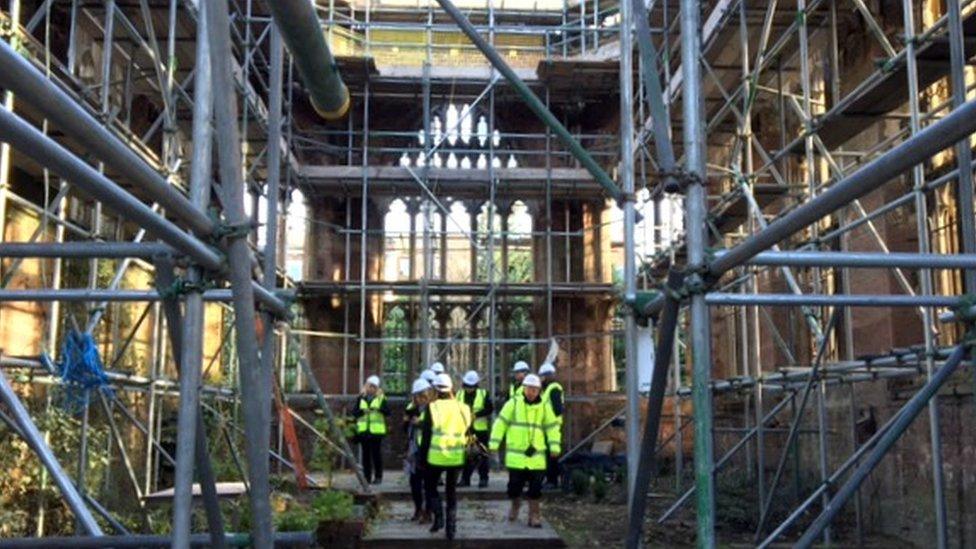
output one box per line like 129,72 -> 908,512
429,504 -> 444,533
478,477 -> 489,488
445,506 -> 457,540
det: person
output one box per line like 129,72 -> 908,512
490,374 -> 561,528
404,377 -> 433,522
421,368 -> 437,385
419,373 -> 472,540
351,375 -> 389,484
539,363 -> 564,488
508,360 -> 530,401
430,361 -> 446,375
457,370 -> 493,488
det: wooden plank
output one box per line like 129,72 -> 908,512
363,500 -> 566,547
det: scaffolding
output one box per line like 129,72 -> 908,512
0,0 -> 973,547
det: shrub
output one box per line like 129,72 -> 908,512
311,490 -> 354,522
592,475 -> 608,502
274,506 -> 319,532
570,469 -> 590,497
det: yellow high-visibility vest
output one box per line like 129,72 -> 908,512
458,388 -> 489,432
427,398 -> 472,467
356,395 -> 387,436
489,395 -> 561,471
542,381 -> 564,426
508,383 -> 524,400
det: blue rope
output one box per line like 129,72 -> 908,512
55,330 -> 112,413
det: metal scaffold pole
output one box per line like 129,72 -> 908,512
169,2 -> 225,545
207,0 -> 274,545
620,0 -> 639,507
679,0 -> 716,545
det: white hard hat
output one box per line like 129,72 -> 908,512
522,374 -> 542,388
512,360 -> 530,373
411,378 -> 432,394
365,375 -> 380,387
539,363 -> 556,376
430,362 -> 445,374
462,370 -> 480,386
421,369 -> 437,383
433,373 -> 453,391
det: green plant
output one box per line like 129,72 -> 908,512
592,474 -> 608,502
274,505 -> 319,532
0,402 -> 110,537
569,469 -> 590,497
311,489 -> 354,522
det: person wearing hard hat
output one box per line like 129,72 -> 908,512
351,375 -> 389,484
508,360 -> 530,401
421,368 -> 437,385
429,361 -> 446,375
457,370 -> 493,488
419,372 -> 472,540
539,363 -> 564,488
404,378 -> 434,522
489,374 -> 561,528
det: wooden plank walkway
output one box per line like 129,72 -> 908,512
318,470 -> 509,501
321,471 -> 566,547
363,500 -> 565,548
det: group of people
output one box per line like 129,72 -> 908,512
350,359 -> 565,540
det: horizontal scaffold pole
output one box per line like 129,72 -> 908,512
0,532 -> 315,548
0,242 -> 174,259
704,293 -> 965,308
715,250 -> 976,270
0,289 -> 295,306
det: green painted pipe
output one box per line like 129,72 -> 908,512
267,0 -> 350,120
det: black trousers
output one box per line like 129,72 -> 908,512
409,470 -> 425,513
545,452 -> 561,486
462,430 -> 490,483
424,465 -> 462,513
358,434 -> 384,482
507,468 -> 544,500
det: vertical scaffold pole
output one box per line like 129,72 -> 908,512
208,1 -> 274,546
620,0 -> 638,506
680,0 -> 715,545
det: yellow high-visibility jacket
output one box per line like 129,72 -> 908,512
489,395 -> 561,470
457,388 -> 490,432
355,394 -> 388,436
425,398 -> 472,467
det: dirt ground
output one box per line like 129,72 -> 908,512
544,487 -> 704,548
544,487 -> 914,549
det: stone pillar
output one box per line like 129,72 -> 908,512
405,198 -> 421,281
303,196 -> 385,394
468,305 -> 481,373
497,305 -> 512,388
434,305 -> 452,367
407,302 -> 419,375
497,200 -> 513,283
582,200 -> 610,282
465,200 -> 482,282
439,202 -> 449,281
